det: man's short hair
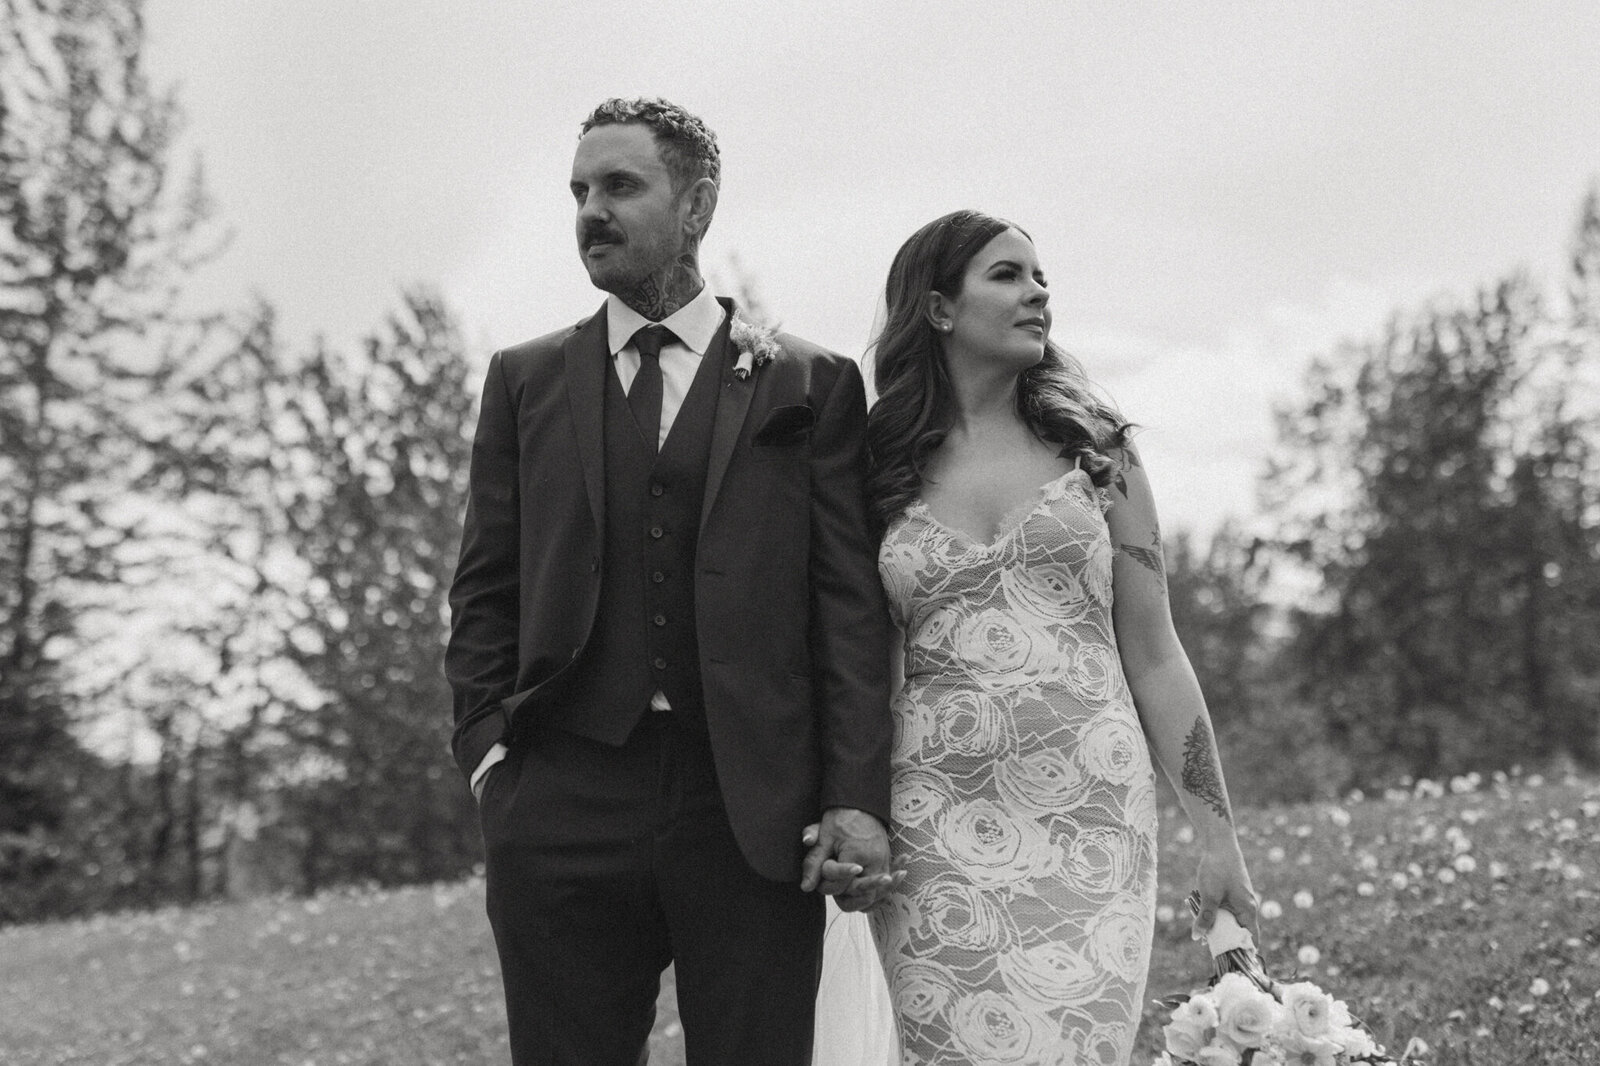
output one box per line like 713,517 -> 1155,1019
580,97 -> 721,193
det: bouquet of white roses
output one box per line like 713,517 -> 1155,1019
1150,895 -> 1422,1066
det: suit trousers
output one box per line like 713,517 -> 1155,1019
480,712 -> 824,1066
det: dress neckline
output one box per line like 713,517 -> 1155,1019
909,468 -> 1089,551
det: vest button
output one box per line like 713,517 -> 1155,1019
650,526 -> 664,539
652,571 -> 665,583
650,483 -> 664,497
652,656 -> 667,670
653,613 -> 667,627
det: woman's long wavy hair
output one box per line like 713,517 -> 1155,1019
865,210 -> 1132,532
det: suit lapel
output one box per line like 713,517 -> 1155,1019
562,303 -> 609,538
700,297 -> 755,531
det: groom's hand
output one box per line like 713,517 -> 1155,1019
799,807 -> 895,911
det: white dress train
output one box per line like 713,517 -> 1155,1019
814,897 -> 900,1065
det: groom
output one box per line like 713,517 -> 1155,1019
445,98 -> 893,1065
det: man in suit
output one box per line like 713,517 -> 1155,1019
445,97 -> 894,1066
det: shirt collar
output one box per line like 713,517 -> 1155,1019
606,286 -> 725,357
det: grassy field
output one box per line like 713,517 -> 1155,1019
3,768 -> 1597,1066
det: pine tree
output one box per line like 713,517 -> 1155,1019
0,0 -> 215,918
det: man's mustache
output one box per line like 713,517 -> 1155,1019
581,223 -> 624,250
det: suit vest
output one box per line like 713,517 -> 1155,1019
549,323 -> 728,744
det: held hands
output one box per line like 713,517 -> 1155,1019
799,807 -> 902,912
1192,838 -> 1261,944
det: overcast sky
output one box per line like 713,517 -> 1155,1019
142,1 -> 1600,536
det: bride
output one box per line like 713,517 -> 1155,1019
811,210 -> 1258,1066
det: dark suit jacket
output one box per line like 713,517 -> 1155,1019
445,298 -> 892,881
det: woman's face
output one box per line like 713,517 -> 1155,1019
939,227 -> 1051,372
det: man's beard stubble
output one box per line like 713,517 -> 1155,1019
580,221 -> 702,323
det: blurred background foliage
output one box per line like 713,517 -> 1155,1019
3,0 -> 1598,924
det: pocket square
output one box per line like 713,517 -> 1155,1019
752,404 -> 815,446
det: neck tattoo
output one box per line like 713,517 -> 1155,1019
620,254 -> 703,322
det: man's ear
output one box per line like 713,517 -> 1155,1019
682,177 -> 718,240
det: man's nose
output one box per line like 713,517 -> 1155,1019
576,193 -> 608,225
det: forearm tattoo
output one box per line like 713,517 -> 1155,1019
1119,531 -> 1166,594
1181,717 -> 1231,823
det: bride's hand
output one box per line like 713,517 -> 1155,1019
1193,839 -> 1260,943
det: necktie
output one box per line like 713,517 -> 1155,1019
628,325 -> 675,453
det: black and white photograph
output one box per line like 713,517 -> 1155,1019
3,3 -> 1599,1064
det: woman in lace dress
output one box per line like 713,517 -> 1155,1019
833,210 -> 1258,1066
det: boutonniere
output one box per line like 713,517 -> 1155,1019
729,313 -> 781,382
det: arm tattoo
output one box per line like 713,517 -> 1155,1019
1120,531 -> 1166,594
1113,447 -> 1140,498
1181,717 -> 1231,823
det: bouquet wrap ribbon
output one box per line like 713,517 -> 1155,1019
1187,891 -> 1273,992
1200,906 -> 1255,959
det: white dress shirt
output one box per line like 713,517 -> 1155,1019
605,285 -> 727,449
471,287 -> 728,798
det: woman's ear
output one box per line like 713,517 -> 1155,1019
923,291 -> 951,334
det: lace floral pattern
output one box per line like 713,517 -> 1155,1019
872,470 -> 1158,1066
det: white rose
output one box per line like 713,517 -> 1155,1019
936,799 -> 1057,887
1085,893 -> 1150,982
1084,536 -> 1114,604
994,747 -> 1091,819
1068,640 -> 1121,703
910,602 -> 959,650
927,524 -> 987,569
996,941 -> 1105,1008
914,880 -> 1015,952
1124,771 -> 1160,838
954,609 -> 1065,690
934,689 -> 1010,756
867,892 -> 920,958
1078,712 -> 1146,786
887,957 -> 960,1025
892,767 -> 954,827
1080,1022 -> 1135,1066
997,562 -> 1091,626
877,541 -> 924,617
1162,994 -> 1218,1060
1211,973 -> 1279,1050
1332,1024 -> 1378,1058
1208,974 -> 1259,1016
1276,1032 -> 1340,1066
950,991 -> 1048,1064
1278,981 -> 1336,1040
1195,1044 -> 1241,1066
1063,825 -> 1138,895
890,689 -> 938,763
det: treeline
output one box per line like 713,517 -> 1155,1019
1176,196 -> 1600,805
1,1 -> 477,922
3,1 -> 1598,924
